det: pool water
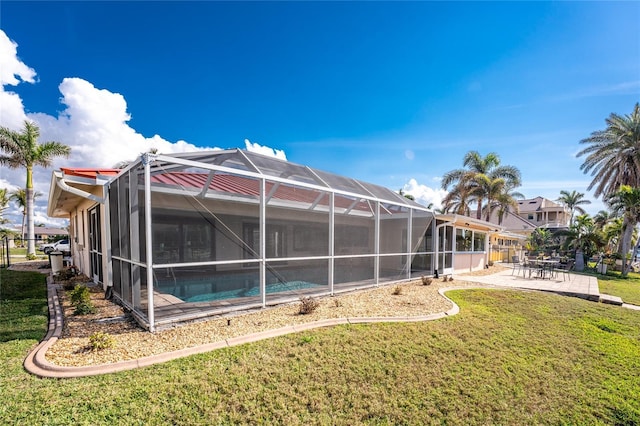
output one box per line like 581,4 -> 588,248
180,280 -> 323,303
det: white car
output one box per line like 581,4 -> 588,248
41,239 -> 70,254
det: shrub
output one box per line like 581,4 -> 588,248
448,276 -> 454,282
392,285 -> 403,295
88,331 -> 115,351
70,284 -> 90,305
421,276 -> 433,286
74,301 -> 97,315
298,296 -> 319,315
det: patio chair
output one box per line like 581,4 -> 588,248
513,257 -> 536,278
554,260 -> 574,281
511,256 -> 524,276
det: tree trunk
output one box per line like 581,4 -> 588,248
619,215 -> 634,277
26,167 -> 35,257
574,248 -> 584,272
476,199 -> 483,220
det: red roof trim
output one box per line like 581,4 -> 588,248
61,168 -> 120,179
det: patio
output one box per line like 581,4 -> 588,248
456,265 -> 600,302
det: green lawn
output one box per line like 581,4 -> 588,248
1,268 -> 639,425
597,270 -> 640,305
6,247 -> 48,263
578,266 -> 640,306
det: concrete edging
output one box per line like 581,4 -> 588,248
23,279 -> 465,378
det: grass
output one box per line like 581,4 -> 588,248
597,270 -> 640,305
6,247 -> 49,262
1,269 -> 639,424
0,269 -> 48,342
576,263 -> 640,305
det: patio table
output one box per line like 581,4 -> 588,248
529,260 -> 559,280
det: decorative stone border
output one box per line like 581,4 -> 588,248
23,276 -> 463,379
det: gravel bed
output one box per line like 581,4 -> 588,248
36,264 -> 507,367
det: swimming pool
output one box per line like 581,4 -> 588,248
158,279 -> 324,303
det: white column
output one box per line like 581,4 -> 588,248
374,201 -> 380,285
260,178 -> 266,308
329,192 -> 334,295
143,154 -> 155,332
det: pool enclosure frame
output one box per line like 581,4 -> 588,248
107,149 -> 436,331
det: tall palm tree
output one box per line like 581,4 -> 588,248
488,183 -> 524,225
577,103 -> 640,198
441,151 -> 521,220
9,188 -> 42,245
556,190 -> 591,224
0,121 -> 71,257
441,184 -> 473,216
606,185 -> 640,276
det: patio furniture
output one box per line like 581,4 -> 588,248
530,259 -> 559,280
512,257 -> 534,278
553,260 -> 574,281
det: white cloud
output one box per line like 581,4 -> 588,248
244,139 -> 287,160
31,77 -> 212,169
0,31 -> 33,131
0,31 -> 36,86
402,178 -> 447,210
0,29 -> 287,227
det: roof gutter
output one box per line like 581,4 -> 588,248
55,174 -> 106,204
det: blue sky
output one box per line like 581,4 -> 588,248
1,1 -> 639,225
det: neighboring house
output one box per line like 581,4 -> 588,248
6,225 -> 68,248
515,197 -> 570,230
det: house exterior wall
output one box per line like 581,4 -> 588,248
67,190 -> 109,289
453,253 -> 486,273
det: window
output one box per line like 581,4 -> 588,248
528,214 -> 534,220
456,229 -> 472,251
473,232 -> 486,252
455,229 -> 486,252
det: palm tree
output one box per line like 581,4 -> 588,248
492,184 -> 524,225
556,190 -> 591,224
0,121 -> 71,257
577,103 -> 640,198
605,185 -> 640,276
558,214 -> 605,271
0,188 -> 9,224
526,228 -> 553,254
9,188 -> 42,245
477,178 -> 524,223
593,210 -> 613,231
398,188 -> 415,201
441,184 -> 473,216
441,151 -> 521,220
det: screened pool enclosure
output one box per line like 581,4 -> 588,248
108,150 -> 435,330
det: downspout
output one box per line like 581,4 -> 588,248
55,176 -> 105,204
